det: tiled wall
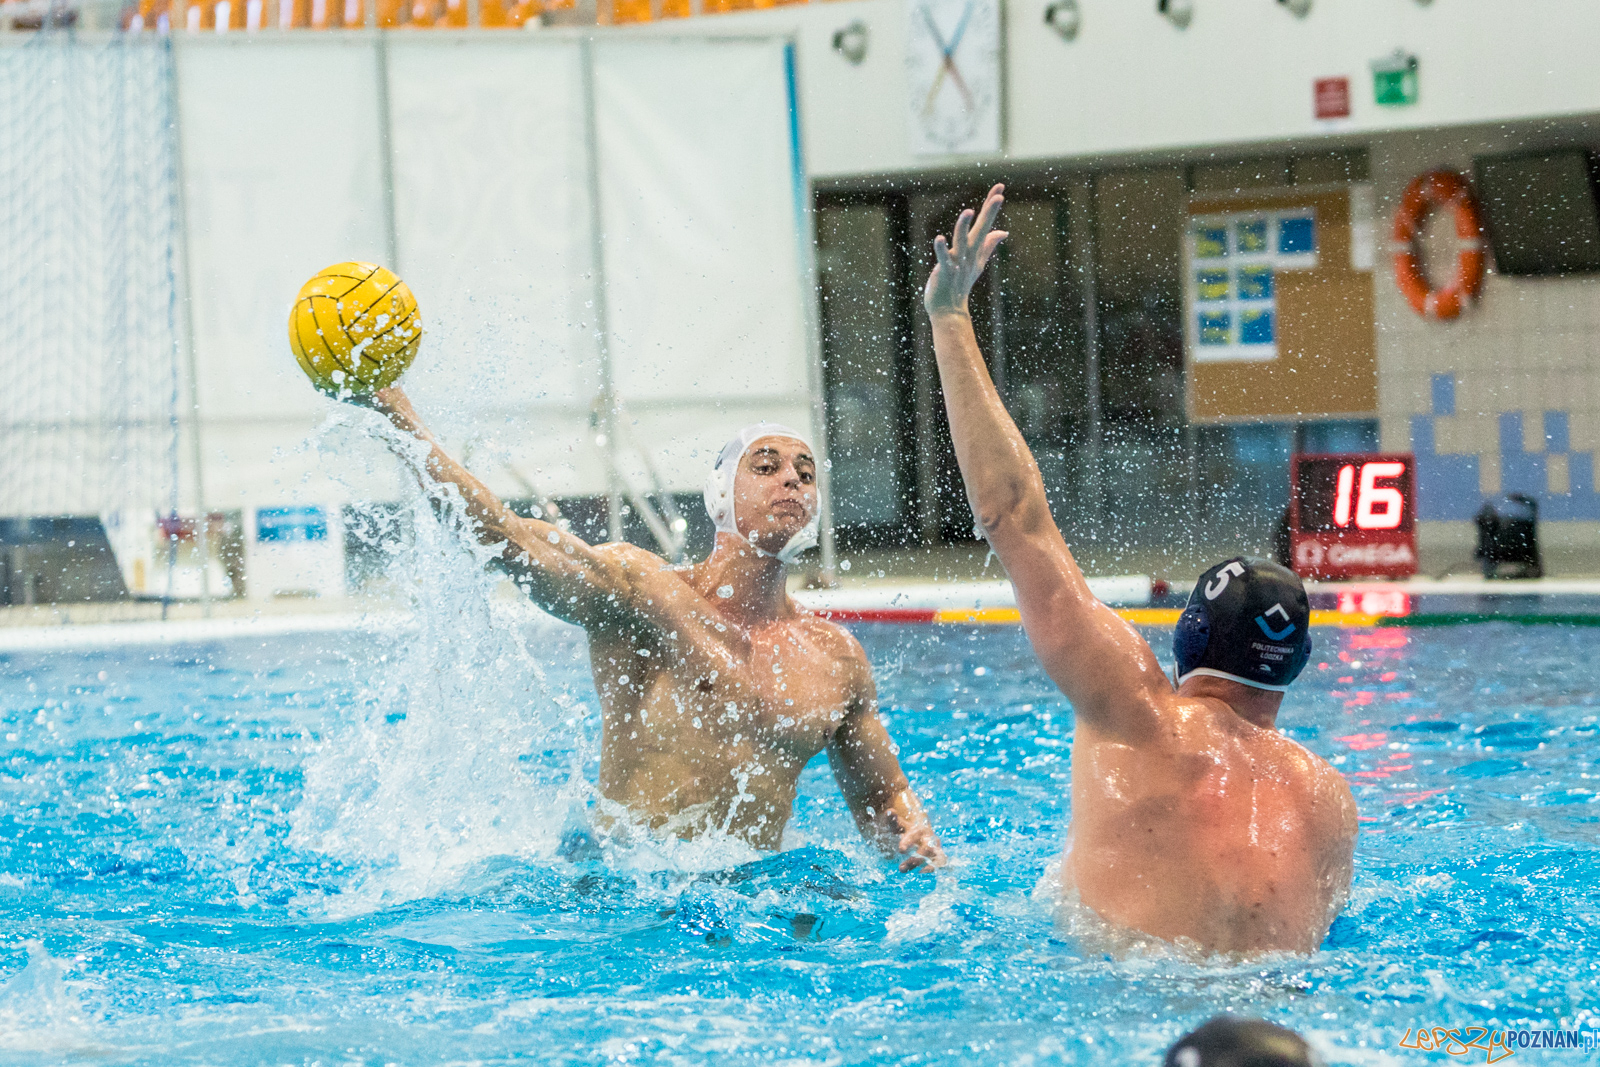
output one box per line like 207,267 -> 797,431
1373,120 -> 1600,569
1412,374 -> 1600,520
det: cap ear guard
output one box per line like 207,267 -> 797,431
1172,599 -> 1211,685
704,463 -> 734,533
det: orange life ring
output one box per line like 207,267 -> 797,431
1392,170 -> 1486,320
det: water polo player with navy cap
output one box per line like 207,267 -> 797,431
1174,558 -> 1313,692
360,385 -> 944,871
1164,1016 -> 1321,1067
923,184 -> 1356,953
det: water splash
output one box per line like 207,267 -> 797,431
884,868 -> 965,944
289,415 -> 597,915
0,942 -> 104,1057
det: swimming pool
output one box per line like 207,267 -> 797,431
1,606 -> 1598,1064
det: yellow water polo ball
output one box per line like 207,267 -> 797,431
287,261 -> 422,394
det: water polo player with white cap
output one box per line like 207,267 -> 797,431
360,386 -> 945,871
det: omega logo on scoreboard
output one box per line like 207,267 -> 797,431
1290,453 -> 1418,580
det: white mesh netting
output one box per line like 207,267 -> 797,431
0,32 -> 182,522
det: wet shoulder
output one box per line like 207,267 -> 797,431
791,610 -> 864,650
1147,693 -> 1239,751
591,541 -> 673,576
593,543 -> 707,602
790,612 -> 872,677
1257,729 -> 1357,831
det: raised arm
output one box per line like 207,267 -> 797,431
922,185 -> 1168,741
826,649 -> 944,873
368,384 -> 645,630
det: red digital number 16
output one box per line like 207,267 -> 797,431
1333,461 -> 1405,531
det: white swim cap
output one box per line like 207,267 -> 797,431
703,422 -> 819,565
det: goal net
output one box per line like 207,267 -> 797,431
0,32 -> 183,525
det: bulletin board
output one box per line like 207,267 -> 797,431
1183,187 -> 1376,422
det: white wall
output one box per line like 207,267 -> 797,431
593,40 -> 815,477
384,36 -> 600,499
174,32 -> 813,512
178,36 -> 403,511
646,0 -> 1600,178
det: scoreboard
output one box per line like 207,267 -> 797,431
1289,453 -> 1418,580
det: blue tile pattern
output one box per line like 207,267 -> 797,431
1430,373 -> 1455,417
1409,374 -> 1600,520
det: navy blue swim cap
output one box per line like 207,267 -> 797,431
1173,558 -> 1311,692
1164,1015 -> 1318,1067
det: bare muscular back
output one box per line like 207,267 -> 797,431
921,183 -> 1356,951
1064,700 -> 1358,956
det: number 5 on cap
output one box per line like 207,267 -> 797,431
1205,561 -> 1247,600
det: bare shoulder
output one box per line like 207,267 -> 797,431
793,612 -> 874,681
794,611 -> 868,655
1313,753 -> 1359,827
1277,731 -> 1358,829
583,542 -> 715,636
1124,690 -> 1222,751
590,541 -> 674,575
590,542 -> 703,599
1280,730 -> 1351,788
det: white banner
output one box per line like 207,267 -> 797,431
595,40 -> 814,485
178,37 -> 399,509
175,33 -> 813,505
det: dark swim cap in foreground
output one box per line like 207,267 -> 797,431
1164,1016 -> 1319,1067
1173,557 -> 1311,691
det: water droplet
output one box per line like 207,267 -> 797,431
717,585 -> 733,599
692,717 -> 703,728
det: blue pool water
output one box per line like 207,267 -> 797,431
2,606 -> 1599,1064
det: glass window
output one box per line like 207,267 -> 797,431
817,203 -> 909,537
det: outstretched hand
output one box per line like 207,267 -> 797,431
922,184 -> 1007,318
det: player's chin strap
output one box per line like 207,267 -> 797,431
703,461 -> 819,566
758,516 -> 819,565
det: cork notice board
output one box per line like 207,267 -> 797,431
1184,188 -> 1376,422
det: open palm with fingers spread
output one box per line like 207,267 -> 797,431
923,183 -> 1008,317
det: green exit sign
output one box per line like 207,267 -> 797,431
1372,50 -> 1419,107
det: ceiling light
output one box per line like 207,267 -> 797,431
1044,0 -> 1080,40
1158,0 -> 1192,30
831,20 -> 868,65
